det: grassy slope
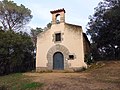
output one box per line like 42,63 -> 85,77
0,73 -> 43,90
0,61 -> 120,90
86,61 -> 120,83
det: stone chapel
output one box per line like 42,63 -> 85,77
36,8 -> 90,71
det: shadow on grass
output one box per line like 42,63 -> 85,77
0,85 -> 8,90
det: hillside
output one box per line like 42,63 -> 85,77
0,61 -> 120,90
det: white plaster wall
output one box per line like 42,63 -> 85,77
36,23 -> 87,69
36,23 -> 65,68
64,24 -> 87,68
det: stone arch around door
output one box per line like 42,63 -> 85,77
47,44 -> 70,70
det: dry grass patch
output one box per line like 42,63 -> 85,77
0,61 -> 120,90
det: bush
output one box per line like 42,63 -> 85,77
84,53 -> 93,65
0,30 -> 35,75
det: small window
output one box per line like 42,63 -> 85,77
55,33 -> 61,41
69,55 -> 74,60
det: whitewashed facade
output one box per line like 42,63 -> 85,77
36,9 -> 90,71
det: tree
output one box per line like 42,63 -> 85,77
0,0 -> 32,31
30,22 -> 52,47
0,29 -> 35,75
87,0 -> 120,60
31,27 -> 43,47
46,22 -> 52,29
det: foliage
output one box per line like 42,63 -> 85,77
46,22 -> 52,29
0,0 -> 34,76
87,0 -> 120,60
0,0 -> 32,31
0,30 -> 35,75
30,22 -> 52,47
84,53 -> 93,65
30,27 -> 43,47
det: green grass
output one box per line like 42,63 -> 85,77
0,73 -> 44,90
21,82 -> 44,90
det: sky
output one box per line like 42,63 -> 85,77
5,0 -> 102,32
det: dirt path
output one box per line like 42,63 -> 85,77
24,61 -> 120,90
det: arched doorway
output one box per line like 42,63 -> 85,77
53,52 -> 64,70
47,44 -> 69,69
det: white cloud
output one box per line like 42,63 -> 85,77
29,4 -> 51,21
